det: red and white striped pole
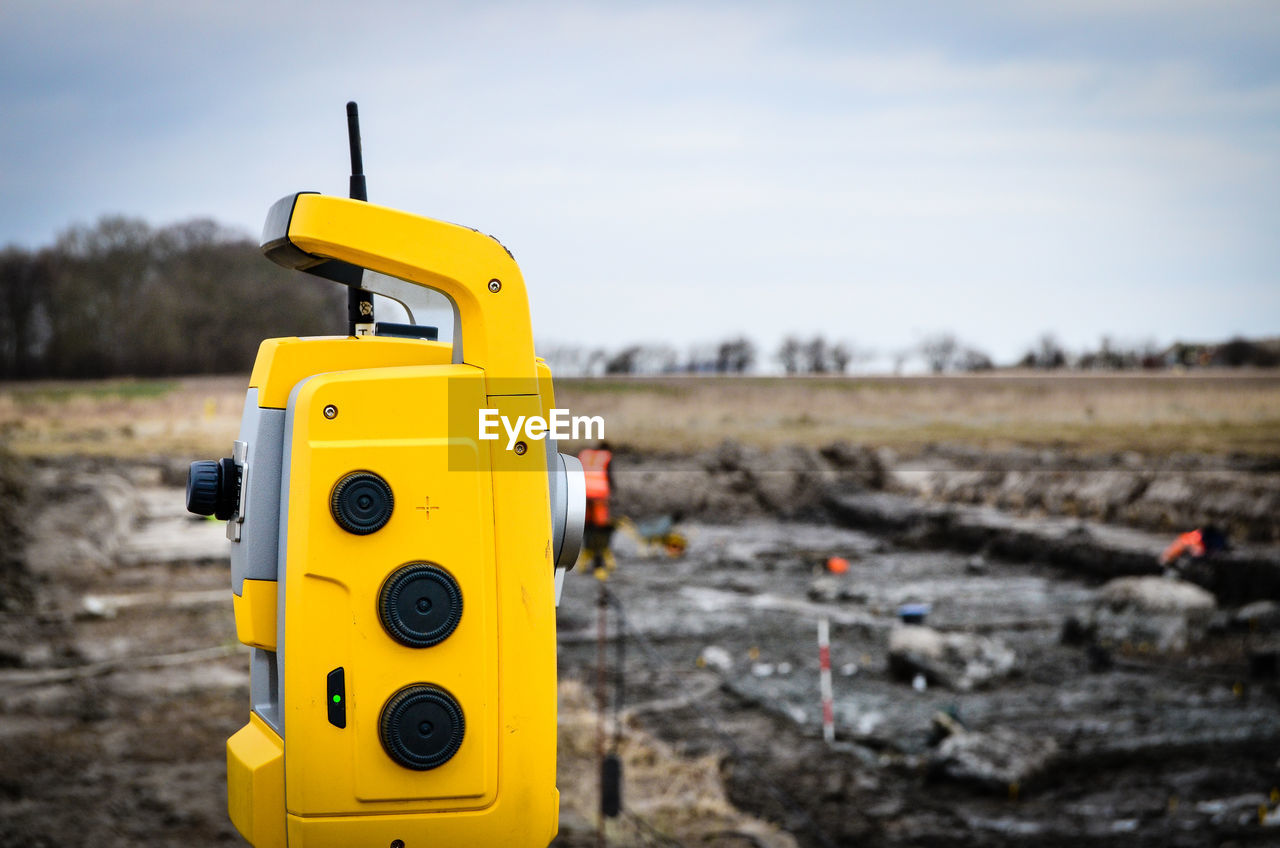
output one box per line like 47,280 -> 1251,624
818,617 -> 834,744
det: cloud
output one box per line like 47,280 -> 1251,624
0,0 -> 1276,361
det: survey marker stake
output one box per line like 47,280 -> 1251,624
819,618 -> 835,744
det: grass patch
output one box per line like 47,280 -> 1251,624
1,372 -> 1278,460
8,379 -> 180,403
560,378 -> 693,397
556,372 -> 1280,458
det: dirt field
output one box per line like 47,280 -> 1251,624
0,459 -> 802,848
2,372 -> 1279,847
3,456 -> 1279,847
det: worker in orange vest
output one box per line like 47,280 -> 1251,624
1160,524 -> 1228,570
578,444 -> 615,575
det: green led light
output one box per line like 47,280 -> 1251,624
332,694 -> 342,704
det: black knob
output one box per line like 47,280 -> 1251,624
330,471 -> 394,535
187,458 -> 238,520
380,684 -> 465,770
379,563 -> 463,648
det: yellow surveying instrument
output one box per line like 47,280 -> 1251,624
186,103 -> 585,847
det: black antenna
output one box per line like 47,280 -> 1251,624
347,101 -> 368,202
345,101 -> 374,335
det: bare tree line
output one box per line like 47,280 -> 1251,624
0,217 -> 343,379
544,334 -> 994,377
539,336 -> 759,377
542,336 -> 874,377
1013,333 -> 1279,371
2,217 -> 1274,381
545,330 -> 1279,377
884,332 -> 1276,374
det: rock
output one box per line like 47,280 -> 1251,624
1127,472 -> 1280,545
80,595 -> 115,619
24,468 -> 140,576
1062,472 -> 1149,522
706,440 -> 747,473
929,709 -> 964,744
21,643 -> 54,667
887,625 -> 1017,692
928,726 -> 1058,791
782,704 -> 808,725
817,442 -> 888,490
1090,576 -> 1216,653
1235,600 -> 1280,632
752,446 -> 836,519
699,645 -> 734,673
1099,576 -> 1216,612
1194,793 -> 1275,828
849,709 -> 883,736
613,440 -> 849,522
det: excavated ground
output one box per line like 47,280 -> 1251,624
1,454 -> 1279,847
559,521 -> 1280,847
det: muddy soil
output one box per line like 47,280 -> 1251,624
0,459 -> 244,848
2,456 -> 1280,847
610,441 -> 1280,543
562,523 -> 1280,846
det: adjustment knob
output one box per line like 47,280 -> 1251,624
330,471 -> 394,535
379,563 -> 463,648
380,684 -> 465,770
186,458 -> 238,520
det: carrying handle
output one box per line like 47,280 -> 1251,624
261,192 -> 537,391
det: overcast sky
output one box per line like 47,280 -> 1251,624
2,0 -> 1277,366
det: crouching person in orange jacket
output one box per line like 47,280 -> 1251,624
1160,524 -> 1229,572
